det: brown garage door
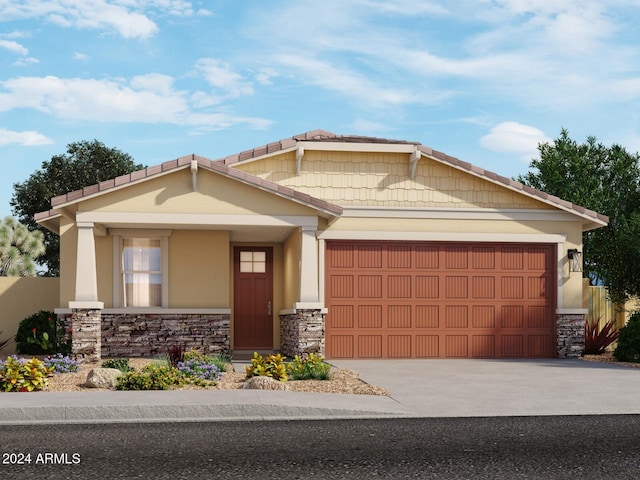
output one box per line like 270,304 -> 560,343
325,241 -> 556,359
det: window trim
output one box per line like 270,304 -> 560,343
112,230 -> 171,308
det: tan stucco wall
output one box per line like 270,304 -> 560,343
236,150 -> 555,210
283,228 -> 302,309
79,169 -> 319,217
169,230 -> 230,308
0,277 -> 59,354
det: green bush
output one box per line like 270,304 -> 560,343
0,356 -> 54,392
15,311 -> 70,355
102,358 -> 133,372
288,353 -> 331,380
244,352 -> 288,381
614,312 -> 640,362
115,363 -> 215,390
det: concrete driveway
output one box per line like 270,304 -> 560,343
330,358 -> 640,417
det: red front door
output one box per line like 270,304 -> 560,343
233,247 -> 273,349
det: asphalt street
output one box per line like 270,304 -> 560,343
2,415 -> 640,479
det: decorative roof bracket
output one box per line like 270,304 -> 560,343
191,157 -> 198,191
296,146 -> 305,175
409,147 -> 421,178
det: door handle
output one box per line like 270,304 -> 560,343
267,301 -> 272,316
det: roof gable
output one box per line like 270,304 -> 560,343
35,130 -> 608,232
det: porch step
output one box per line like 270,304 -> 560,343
231,350 -> 276,361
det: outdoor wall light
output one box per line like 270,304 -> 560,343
567,248 -> 583,273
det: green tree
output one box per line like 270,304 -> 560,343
10,140 -> 145,276
0,216 -> 45,276
518,129 -> 640,304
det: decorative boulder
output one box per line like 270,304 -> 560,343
85,368 -> 123,388
242,376 -> 289,391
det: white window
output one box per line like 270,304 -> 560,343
240,251 -> 266,273
121,238 -> 162,307
113,231 -> 170,308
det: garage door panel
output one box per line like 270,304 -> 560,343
472,305 -> 495,328
445,246 -> 469,269
328,335 -> 354,358
416,335 -> 439,357
502,277 -> 524,298
501,335 -> 524,357
388,336 -> 412,358
358,275 -> 382,297
330,275 -> 354,298
326,241 -> 556,359
416,305 -> 439,328
445,305 -> 468,328
472,276 -> 495,298
330,305 -> 354,328
388,275 -> 412,297
501,306 -> 524,328
359,335 -> 382,358
416,246 -> 439,269
472,335 -> 496,358
388,305 -> 411,328
358,305 -> 382,328
388,245 -> 412,268
446,276 -> 468,298
416,276 -> 439,297
446,336 -> 468,357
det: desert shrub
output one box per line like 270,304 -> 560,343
15,311 -> 70,355
102,358 -> 133,372
44,354 -> 79,373
184,350 -> 230,373
287,353 -> 331,380
245,352 -> 288,381
0,356 -> 53,392
614,312 -> 640,363
177,358 -> 221,382
115,363 -> 215,390
584,316 -> 619,355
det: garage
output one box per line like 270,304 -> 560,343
325,241 -> 556,359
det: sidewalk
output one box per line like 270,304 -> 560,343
1,359 -> 639,424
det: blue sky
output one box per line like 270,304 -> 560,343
2,0 -> 640,219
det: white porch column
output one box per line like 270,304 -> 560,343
69,221 -> 103,309
299,226 -> 320,303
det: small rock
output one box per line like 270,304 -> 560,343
85,368 -> 123,388
242,376 -> 289,391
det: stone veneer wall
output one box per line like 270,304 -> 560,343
58,312 -> 230,358
279,310 -> 325,357
556,313 -> 586,358
70,309 -> 102,363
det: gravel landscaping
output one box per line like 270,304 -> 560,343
37,357 -> 389,395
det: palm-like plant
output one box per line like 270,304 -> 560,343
0,216 -> 45,276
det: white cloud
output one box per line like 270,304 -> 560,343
0,39 -> 28,55
0,128 -> 53,146
12,57 -> 39,67
0,0 -> 159,39
72,52 -> 89,61
480,122 -> 550,159
0,73 -> 270,130
194,58 -> 253,98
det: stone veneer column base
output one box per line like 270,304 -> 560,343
557,313 -> 586,358
71,309 -> 102,363
279,309 -> 326,357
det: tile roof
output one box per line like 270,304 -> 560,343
35,129 -> 608,227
